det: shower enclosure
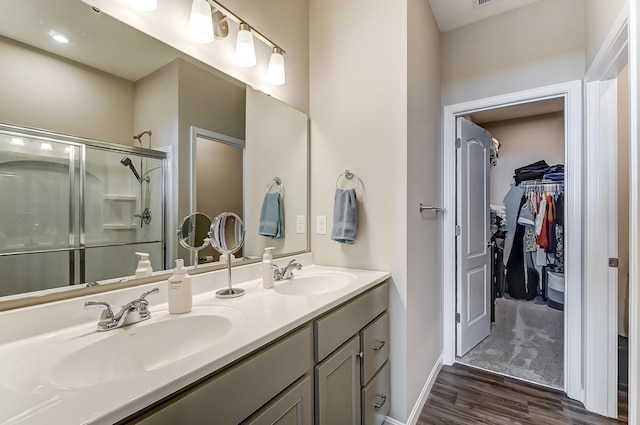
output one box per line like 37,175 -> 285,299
0,123 -> 166,297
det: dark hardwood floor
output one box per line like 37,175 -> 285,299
418,364 -> 628,424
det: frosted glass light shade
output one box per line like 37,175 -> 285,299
266,48 -> 285,85
235,23 -> 256,67
188,0 -> 214,43
130,0 -> 157,11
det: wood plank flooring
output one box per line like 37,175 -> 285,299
418,364 -> 627,424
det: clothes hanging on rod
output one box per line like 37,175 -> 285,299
506,178 -> 565,301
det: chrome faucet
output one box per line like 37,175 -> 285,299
272,259 -> 302,281
84,288 -> 159,331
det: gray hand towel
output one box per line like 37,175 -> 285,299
331,188 -> 357,244
259,193 -> 284,239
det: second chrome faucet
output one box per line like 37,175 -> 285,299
272,259 -> 302,281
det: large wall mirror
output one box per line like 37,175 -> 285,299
0,0 -> 308,309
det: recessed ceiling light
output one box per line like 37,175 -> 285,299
49,31 -> 72,44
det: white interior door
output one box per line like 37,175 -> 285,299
456,117 -> 492,357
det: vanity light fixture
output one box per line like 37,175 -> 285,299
235,22 -> 256,67
10,137 -> 24,146
266,47 -> 286,85
130,0 -> 157,12
188,0 -> 215,43
49,31 -> 72,44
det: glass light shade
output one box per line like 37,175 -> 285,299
130,0 -> 157,11
188,0 -> 214,44
235,23 -> 256,67
266,48 -> 285,85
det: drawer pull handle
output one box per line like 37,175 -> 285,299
372,394 -> 387,409
372,340 -> 386,351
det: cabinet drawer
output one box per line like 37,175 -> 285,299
135,326 -> 312,425
361,312 -> 389,386
242,375 -> 313,425
361,361 -> 390,425
314,282 -> 388,362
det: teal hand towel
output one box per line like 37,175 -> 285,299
331,188 -> 357,244
259,193 -> 284,239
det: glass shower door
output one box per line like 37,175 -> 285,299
0,133 -> 81,296
84,147 -> 164,282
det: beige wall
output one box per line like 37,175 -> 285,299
440,0 -> 585,105
585,0 -> 627,71
618,64 -> 630,337
84,0 -> 309,113
310,0 -> 441,421
406,0 -> 443,417
0,36 -> 134,144
483,112 -> 565,206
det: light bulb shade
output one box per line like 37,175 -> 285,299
235,23 -> 256,67
130,0 -> 157,11
266,48 -> 286,85
188,0 -> 214,43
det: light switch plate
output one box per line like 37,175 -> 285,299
296,215 -> 306,234
316,215 -> 327,235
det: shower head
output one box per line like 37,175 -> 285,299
133,130 -> 152,148
120,156 -> 143,182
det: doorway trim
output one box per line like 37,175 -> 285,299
584,4 -> 629,418
442,80 -> 584,402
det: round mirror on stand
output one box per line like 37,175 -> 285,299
210,212 -> 245,298
178,212 -> 212,267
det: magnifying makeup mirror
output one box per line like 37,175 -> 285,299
209,212 -> 245,298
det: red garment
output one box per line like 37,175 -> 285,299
545,195 -> 556,253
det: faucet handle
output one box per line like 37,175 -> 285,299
84,301 -> 115,320
138,288 -> 159,301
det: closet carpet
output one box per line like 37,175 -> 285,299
418,364 -> 627,424
457,297 -> 564,389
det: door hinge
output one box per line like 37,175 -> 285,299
455,225 -> 461,236
609,258 -> 619,268
455,138 -> 461,149
455,312 -> 461,323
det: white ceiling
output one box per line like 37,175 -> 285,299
428,0 -> 541,32
470,97 -> 565,124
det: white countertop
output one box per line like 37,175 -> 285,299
0,255 -> 389,424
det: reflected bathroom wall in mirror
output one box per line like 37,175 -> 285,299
0,0 -> 309,309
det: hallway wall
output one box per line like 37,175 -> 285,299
440,0 -> 585,105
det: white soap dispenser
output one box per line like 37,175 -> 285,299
135,252 -> 152,278
262,247 -> 275,289
168,259 -> 192,314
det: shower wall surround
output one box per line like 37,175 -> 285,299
0,125 -> 166,297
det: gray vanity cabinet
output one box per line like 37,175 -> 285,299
130,326 -> 312,425
242,375 -> 313,425
313,282 -> 390,425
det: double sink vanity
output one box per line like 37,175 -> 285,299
0,253 -> 390,424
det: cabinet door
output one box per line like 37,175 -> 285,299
315,336 -> 361,425
243,376 -> 312,425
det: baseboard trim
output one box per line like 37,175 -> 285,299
384,354 -> 444,425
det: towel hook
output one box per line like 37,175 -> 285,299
266,177 -> 284,194
336,169 -> 359,190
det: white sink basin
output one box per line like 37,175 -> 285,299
274,272 -> 355,296
4,307 -> 245,392
50,315 -> 232,388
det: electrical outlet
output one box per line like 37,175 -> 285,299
296,215 -> 306,234
316,215 -> 327,235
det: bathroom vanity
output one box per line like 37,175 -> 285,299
0,255 -> 390,425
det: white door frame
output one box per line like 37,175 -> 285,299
584,3 -> 630,418
442,80 -> 584,402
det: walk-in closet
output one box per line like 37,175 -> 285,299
457,98 -> 567,390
